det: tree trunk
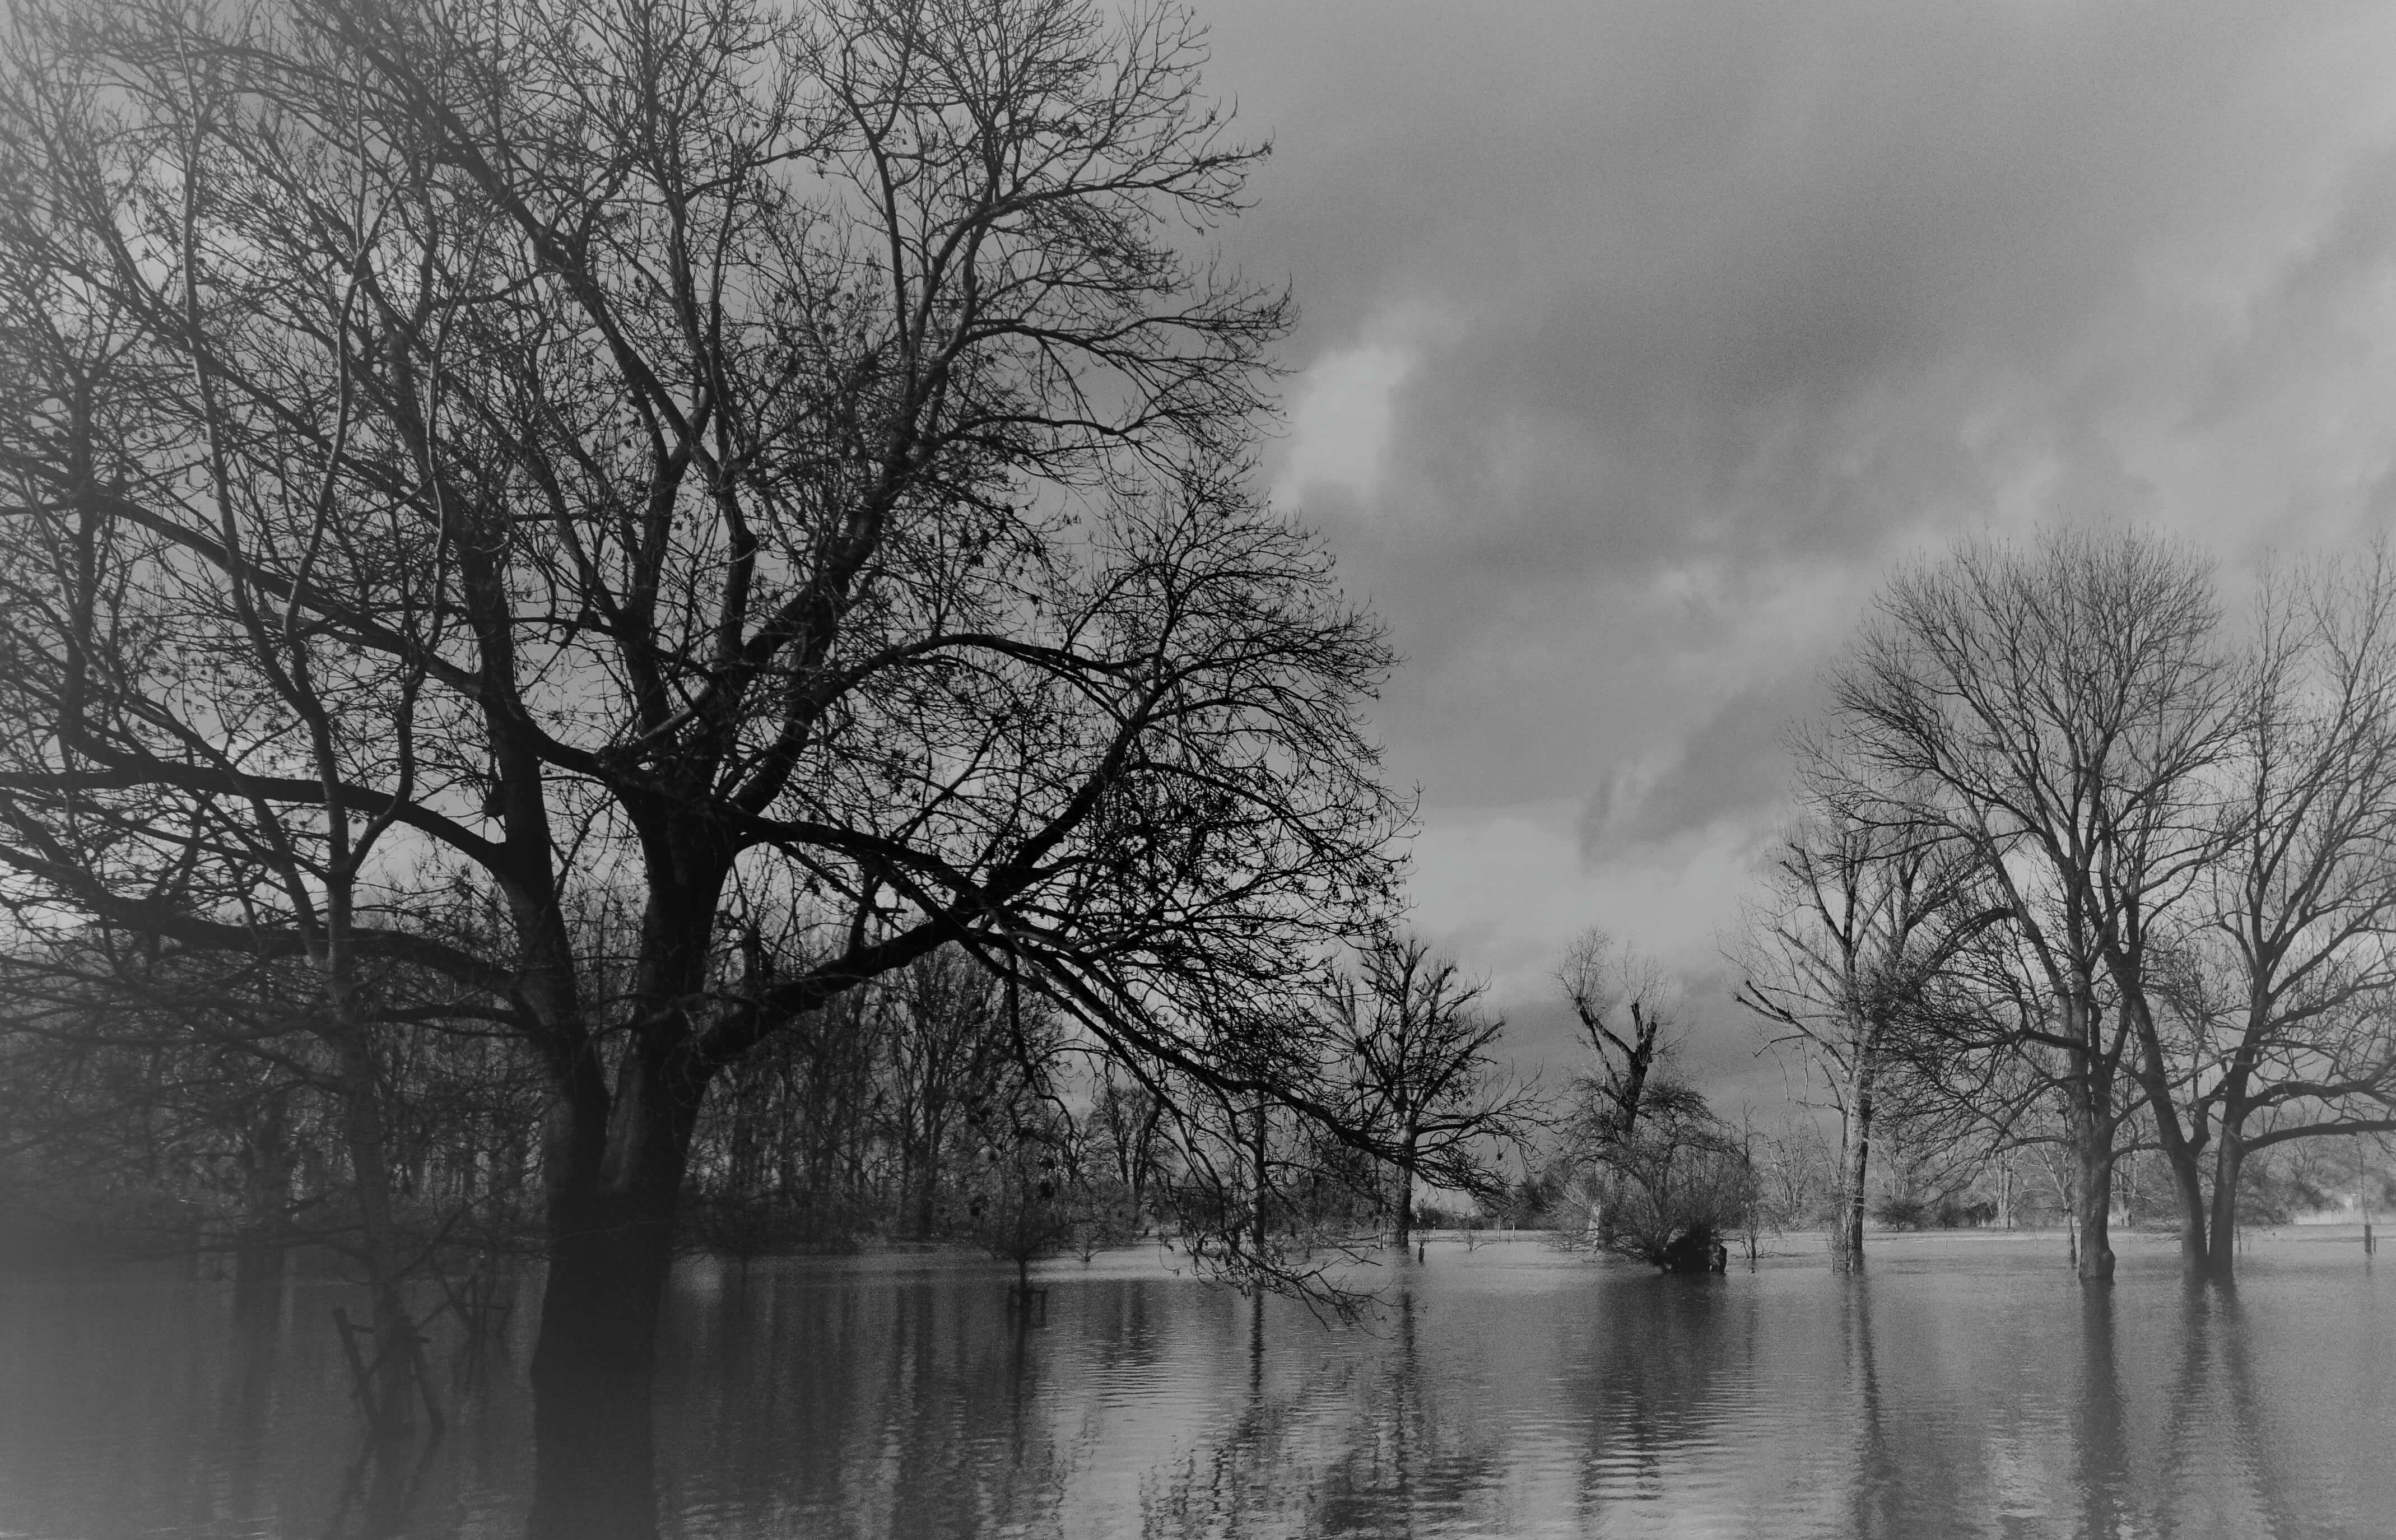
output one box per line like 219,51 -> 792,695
2205,1130 -> 2245,1281
2073,1112 -> 2116,1282
905,1107 -> 947,1239
529,1045 -> 703,1394
1393,1128 -> 1419,1249
908,1171 -> 938,1241
2203,1055 -> 2262,1282
528,839 -> 727,1387
2122,992 -> 2209,1273
2165,1145 -> 2209,1271
2062,987 -> 2116,1282
1831,1049 -> 1876,1273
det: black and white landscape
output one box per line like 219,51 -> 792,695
2,2 -> 2393,1536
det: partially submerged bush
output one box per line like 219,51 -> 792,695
1569,1084 -> 1755,1271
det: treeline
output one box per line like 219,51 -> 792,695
0,931 -> 1541,1285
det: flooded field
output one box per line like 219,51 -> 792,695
2,1227 -> 2389,1538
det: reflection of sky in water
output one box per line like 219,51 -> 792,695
1,1230 -> 2390,1538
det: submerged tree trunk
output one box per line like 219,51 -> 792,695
2072,1094 -> 2116,1282
2121,992 -> 2210,1273
1831,1043 -> 1877,1273
2165,1144 -> 2209,1271
525,1060 -> 699,1540
529,1044 -> 708,1398
529,832 -> 728,1393
2205,1130 -> 2246,1281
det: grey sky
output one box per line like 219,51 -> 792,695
1196,0 -> 2396,1090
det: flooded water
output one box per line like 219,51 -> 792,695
1,1228 -> 2391,1538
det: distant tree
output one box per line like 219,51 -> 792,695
0,973 -> 324,1280
1558,930 -> 1676,1146
0,941 -> 468,1431
1741,1110 -> 1838,1238
958,1004 -> 1081,1294
1330,933 -> 1534,1247
682,981 -> 881,1255
1736,805 -> 1990,1269
1087,1064 -> 1169,1240
880,949 -> 1013,1241
1868,1119 -> 1988,1230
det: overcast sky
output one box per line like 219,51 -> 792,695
1194,0 -> 2396,1097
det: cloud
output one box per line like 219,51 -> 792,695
1194,0 -> 2396,1096
1273,339 -> 1413,501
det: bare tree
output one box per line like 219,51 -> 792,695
0,0 -> 1402,1481
1826,529 -> 2232,1280
1329,932 -> 1532,1246
1558,929 -> 1675,1147
1088,1061 -> 1168,1238
2189,551 -> 2396,1274
877,946 -> 1011,1240
1736,807 -> 1990,1269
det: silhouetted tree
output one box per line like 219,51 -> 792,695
0,0 -> 1403,1456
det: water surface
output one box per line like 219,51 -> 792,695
2,1229 -> 2389,1538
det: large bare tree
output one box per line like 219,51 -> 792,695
2189,551 -> 2396,1274
1826,530 -> 2232,1280
0,0 -> 1402,1479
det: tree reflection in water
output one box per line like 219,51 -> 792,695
1843,1274 -> 1901,1538
1559,1273 -> 1744,1518
527,1364 -> 657,1540
2069,1286 -> 2130,1540
3,1237 -> 2394,1538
